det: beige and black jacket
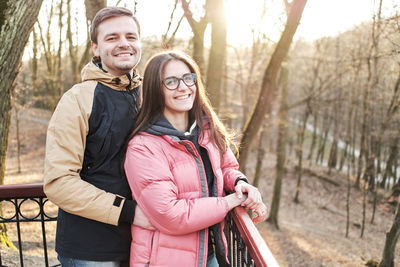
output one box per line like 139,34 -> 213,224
44,59 -> 140,261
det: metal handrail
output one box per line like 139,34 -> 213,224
0,184 -> 279,267
228,206 -> 280,267
0,183 -> 58,267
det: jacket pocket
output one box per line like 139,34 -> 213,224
131,227 -> 157,265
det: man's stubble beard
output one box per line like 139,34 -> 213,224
115,54 -> 141,74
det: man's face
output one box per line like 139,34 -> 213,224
92,16 -> 141,76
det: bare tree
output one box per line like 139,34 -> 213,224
0,0 -> 43,248
379,198 -> 400,267
67,0 -> 79,84
181,0 -> 210,73
230,34 -> 270,130
237,0 -> 308,169
293,102 -> 310,203
31,26 -> 40,107
327,39 -> 343,173
253,123 -> 267,187
37,3 -> 58,108
77,0 -> 106,72
365,0 -> 384,225
267,65 -> 289,229
162,0 -> 184,49
206,0 -> 227,110
84,0 -> 105,21
56,0 -> 64,96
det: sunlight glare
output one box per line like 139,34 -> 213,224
296,0 -> 376,41
225,0 -> 285,47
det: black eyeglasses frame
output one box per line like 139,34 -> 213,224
162,73 -> 197,90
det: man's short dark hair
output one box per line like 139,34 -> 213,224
90,7 -> 141,44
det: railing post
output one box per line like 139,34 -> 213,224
40,197 -> 50,267
15,198 -> 24,267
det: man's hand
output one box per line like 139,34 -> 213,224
133,206 -> 155,230
235,180 -> 268,223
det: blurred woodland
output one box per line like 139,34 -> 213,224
1,0 -> 400,266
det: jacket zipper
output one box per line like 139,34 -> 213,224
180,140 -> 208,267
145,233 -> 155,266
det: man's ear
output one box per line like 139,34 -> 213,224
91,41 -> 99,57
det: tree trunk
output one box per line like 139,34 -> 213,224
346,156 -> 351,238
339,140 -> 348,172
307,111 -> 318,161
253,125 -> 266,187
328,139 -> 338,173
371,189 -> 377,224
31,27 -> 40,107
38,7 -> 58,109
15,108 -> 21,174
365,3 -> 383,230
366,140 -> 376,191
84,0 -> 105,22
67,0 -> 78,84
361,181 -> 367,238
181,0 -> 209,73
355,108 -> 366,188
378,70 -> 400,188
294,107 -> 309,203
315,110 -> 331,165
379,198 -> 400,267
231,47 -> 247,128
328,38 -> 343,174
340,90 -> 355,172
238,31 -> 269,129
0,0 -> 43,248
57,0 -> 64,97
206,0 -> 226,111
347,51 -> 362,177
359,0 -> 383,192
237,0 -> 307,169
350,105 -> 358,176
268,66 -> 289,229
382,136 -> 399,189
79,0 -> 105,72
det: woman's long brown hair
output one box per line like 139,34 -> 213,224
128,51 -> 231,154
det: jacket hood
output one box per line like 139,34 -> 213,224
145,115 -> 200,144
81,57 -> 141,91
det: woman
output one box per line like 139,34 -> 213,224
124,51 -> 267,267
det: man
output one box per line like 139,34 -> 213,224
44,7 -> 151,266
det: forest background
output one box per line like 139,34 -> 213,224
1,0 -> 400,266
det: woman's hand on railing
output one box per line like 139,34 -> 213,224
234,181 -> 268,223
251,202 -> 268,224
234,181 -> 262,210
224,193 -> 248,211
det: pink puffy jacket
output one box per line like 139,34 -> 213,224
124,129 -> 244,267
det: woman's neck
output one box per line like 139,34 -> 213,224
163,112 -> 189,132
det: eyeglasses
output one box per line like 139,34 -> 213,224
162,73 -> 197,90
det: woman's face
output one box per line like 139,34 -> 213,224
161,60 -> 197,119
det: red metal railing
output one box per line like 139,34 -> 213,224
0,184 -> 279,267
227,206 -> 279,266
